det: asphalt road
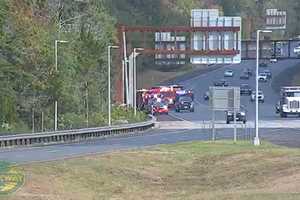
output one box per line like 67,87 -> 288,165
168,59 -> 300,122
1,127 -> 300,164
2,59 -> 300,164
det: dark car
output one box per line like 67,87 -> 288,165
260,62 -> 268,67
175,96 -> 194,112
226,110 -> 246,124
203,91 -> 209,100
244,68 -> 253,76
213,79 -> 229,87
240,72 -> 250,80
240,84 -> 252,95
263,69 -> 272,79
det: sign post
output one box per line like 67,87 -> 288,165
209,87 -> 240,142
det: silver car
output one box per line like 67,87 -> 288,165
251,90 -> 264,103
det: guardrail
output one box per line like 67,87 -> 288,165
0,119 -> 155,148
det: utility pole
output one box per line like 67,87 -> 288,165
254,30 -> 272,146
133,48 -> 144,116
108,45 -> 119,126
86,81 -> 89,128
54,40 -> 68,131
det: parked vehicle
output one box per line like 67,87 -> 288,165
270,56 -> 277,63
151,102 -> 169,115
262,69 -> 272,79
260,62 -> 268,67
276,86 -> 300,118
224,70 -> 234,77
175,90 -> 194,101
240,84 -> 252,95
251,90 -> 264,103
169,84 -> 184,91
226,110 -> 246,124
240,72 -> 250,80
244,68 -> 253,76
258,73 -> 268,82
175,96 -> 194,112
213,79 -> 229,87
160,90 -> 176,106
203,91 -> 209,100
294,46 -> 300,55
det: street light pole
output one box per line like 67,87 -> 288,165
254,30 -> 272,146
54,40 -> 68,132
133,48 -> 144,116
108,45 -> 119,126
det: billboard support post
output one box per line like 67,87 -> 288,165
212,110 -> 215,141
234,108 -> 237,142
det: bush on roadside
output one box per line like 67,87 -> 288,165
89,112 -> 107,127
59,113 -> 86,130
112,105 -> 147,124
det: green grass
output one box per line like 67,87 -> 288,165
7,140 -> 300,200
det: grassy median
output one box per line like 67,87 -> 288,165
5,141 -> 300,200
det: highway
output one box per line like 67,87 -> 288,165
170,59 -> 300,122
1,59 -> 300,164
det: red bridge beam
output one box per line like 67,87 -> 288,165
121,25 -> 240,32
137,49 -> 240,56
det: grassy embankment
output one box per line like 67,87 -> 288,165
137,64 -> 220,89
5,141 -> 300,200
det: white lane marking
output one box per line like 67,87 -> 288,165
159,120 -> 300,129
168,112 -> 196,125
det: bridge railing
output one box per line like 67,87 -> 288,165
0,118 -> 155,148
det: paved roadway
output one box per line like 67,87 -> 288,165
169,59 -> 300,122
2,127 -> 300,164
1,59 -> 300,164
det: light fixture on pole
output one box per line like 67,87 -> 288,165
54,40 -> 68,132
254,29 -> 272,146
108,45 -> 119,126
133,48 -> 144,116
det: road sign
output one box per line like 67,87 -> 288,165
209,86 -> 241,142
209,87 -> 240,111
265,9 -> 287,30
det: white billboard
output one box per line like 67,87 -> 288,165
190,9 -> 241,64
265,9 -> 287,30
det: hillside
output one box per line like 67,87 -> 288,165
104,0 -> 300,38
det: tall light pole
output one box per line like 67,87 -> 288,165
108,45 -> 119,126
54,40 -> 68,131
133,48 -> 144,116
254,30 -> 272,146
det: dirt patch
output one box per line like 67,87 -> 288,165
266,169 -> 300,193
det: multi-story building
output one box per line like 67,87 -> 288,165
190,9 -> 241,64
155,32 -> 187,65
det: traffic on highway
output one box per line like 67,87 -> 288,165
135,58 -> 300,126
143,59 -> 300,124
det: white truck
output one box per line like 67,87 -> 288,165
276,87 -> 300,117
